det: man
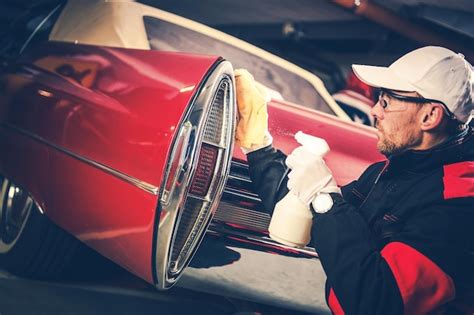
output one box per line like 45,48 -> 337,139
235,46 -> 473,314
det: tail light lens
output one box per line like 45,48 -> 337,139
189,144 -> 218,196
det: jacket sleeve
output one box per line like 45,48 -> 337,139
246,146 -> 386,215
311,195 -> 472,315
246,145 -> 290,215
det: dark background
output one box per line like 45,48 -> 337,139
1,0 -> 473,92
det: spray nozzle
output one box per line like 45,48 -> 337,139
294,131 -> 330,157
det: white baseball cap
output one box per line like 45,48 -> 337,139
352,46 -> 473,124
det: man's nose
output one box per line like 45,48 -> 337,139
371,101 -> 384,120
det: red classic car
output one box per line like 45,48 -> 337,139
0,1 -> 382,313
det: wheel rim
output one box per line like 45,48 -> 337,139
0,177 -> 33,253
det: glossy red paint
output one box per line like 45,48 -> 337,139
49,148 -> 158,281
233,99 -> 384,185
16,43 -> 220,187
0,42 -> 220,282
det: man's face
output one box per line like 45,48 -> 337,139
370,90 -> 424,156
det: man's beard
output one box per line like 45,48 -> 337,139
377,138 -> 404,156
375,119 -> 419,156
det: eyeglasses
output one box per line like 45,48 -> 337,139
376,88 -> 456,120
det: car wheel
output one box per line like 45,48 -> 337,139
0,175 -> 80,279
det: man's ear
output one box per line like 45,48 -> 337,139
420,104 -> 444,131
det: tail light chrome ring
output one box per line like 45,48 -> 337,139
154,60 -> 236,289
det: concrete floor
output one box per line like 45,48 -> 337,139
0,273 -> 224,315
0,253 -> 315,315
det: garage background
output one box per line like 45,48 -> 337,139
1,0 -> 473,93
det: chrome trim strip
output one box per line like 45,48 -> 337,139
159,121 -> 194,206
187,194 -> 211,202
0,123 -> 159,195
213,202 -> 269,231
230,160 -> 249,169
208,221 -> 318,257
223,187 -> 261,202
227,173 -> 252,183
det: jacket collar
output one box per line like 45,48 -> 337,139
387,127 -> 473,174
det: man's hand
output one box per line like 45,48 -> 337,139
285,146 -> 340,205
235,69 -> 272,153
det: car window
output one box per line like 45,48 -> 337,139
143,16 -> 334,115
0,3 -> 63,58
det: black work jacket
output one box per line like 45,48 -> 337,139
246,128 -> 474,315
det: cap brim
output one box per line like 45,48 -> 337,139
352,64 -> 416,92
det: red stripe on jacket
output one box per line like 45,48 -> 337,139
381,242 -> 455,315
443,161 -> 474,199
328,288 -> 345,315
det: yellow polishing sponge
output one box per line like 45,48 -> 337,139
234,69 -> 269,149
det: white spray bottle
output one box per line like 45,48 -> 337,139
268,131 -> 330,248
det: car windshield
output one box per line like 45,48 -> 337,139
143,16 -> 335,115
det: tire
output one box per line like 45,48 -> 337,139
0,176 -> 80,280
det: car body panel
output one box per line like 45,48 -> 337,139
0,41 -> 220,282
49,147 -> 157,281
5,43 -> 219,186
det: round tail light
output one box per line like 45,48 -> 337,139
154,60 -> 236,289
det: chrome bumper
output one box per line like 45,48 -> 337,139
178,160 -> 330,314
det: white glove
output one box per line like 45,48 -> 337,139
285,146 -> 340,205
